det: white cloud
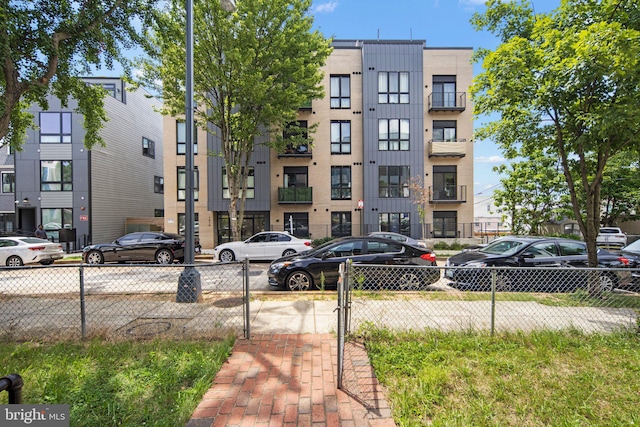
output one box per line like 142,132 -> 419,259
475,155 -> 505,163
313,1 -> 339,14
459,0 -> 487,5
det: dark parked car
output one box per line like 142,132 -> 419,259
444,236 -> 630,292
83,232 -> 186,264
268,236 -> 439,291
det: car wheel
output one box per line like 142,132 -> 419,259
85,251 -> 104,265
286,271 -> 312,291
598,272 -> 617,293
155,249 -> 174,264
494,273 -> 513,292
6,255 -> 23,267
218,249 -> 235,263
282,249 -> 297,257
396,271 -> 423,290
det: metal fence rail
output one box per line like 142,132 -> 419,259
337,262 -> 640,397
0,262 -> 249,341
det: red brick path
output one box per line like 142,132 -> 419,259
185,333 -> 396,427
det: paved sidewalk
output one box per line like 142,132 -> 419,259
185,333 -> 396,427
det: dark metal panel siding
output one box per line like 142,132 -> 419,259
361,41 -> 425,237
207,129 -> 271,212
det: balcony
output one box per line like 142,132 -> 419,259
278,144 -> 312,158
298,100 -> 312,111
428,139 -> 467,157
278,186 -> 313,204
428,92 -> 466,112
428,185 -> 467,204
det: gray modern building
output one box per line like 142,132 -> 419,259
13,77 -> 164,247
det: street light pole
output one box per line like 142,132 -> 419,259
177,0 -> 236,303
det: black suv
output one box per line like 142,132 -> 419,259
445,236 -> 630,292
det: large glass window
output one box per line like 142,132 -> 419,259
40,112 -> 71,143
378,119 -> 409,151
433,121 -> 457,142
378,72 -> 409,104
284,212 -> 309,238
330,75 -> 351,109
41,208 -> 73,241
331,212 -> 352,237
2,172 -> 15,193
433,211 -> 457,238
432,76 -> 457,108
379,213 -> 410,234
176,121 -> 198,155
142,137 -> 155,158
331,166 -> 351,200
433,166 -> 457,200
177,166 -> 199,201
222,167 -> 254,199
41,160 -> 72,191
379,166 -> 410,198
330,121 -> 351,154
178,212 -> 199,238
282,121 -> 310,154
284,167 -> 308,188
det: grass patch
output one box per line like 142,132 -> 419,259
0,337 -> 234,426
362,328 -> 640,426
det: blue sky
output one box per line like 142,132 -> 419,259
309,0 -> 560,214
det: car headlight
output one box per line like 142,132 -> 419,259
271,261 -> 293,270
464,261 -> 487,268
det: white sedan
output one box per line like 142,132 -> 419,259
213,232 -> 312,262
0,236 -> 64,266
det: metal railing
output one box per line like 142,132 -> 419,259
0,373 -> 23,404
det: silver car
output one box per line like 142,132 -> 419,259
368,232 -> 427,248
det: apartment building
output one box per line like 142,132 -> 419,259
13,77 -> 164,247
163,40 -> 474,248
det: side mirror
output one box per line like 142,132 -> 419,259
520,253 -> 535,259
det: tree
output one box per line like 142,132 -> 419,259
471,0 -> 640,269
599,154 -> 640,226
492,149 -> 570,235
0,0 -> 160,150
138,0 -> 331,240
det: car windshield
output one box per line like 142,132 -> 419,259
623,239 -> 640,252
478,239 -> 526,256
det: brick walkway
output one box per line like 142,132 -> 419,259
185,334 -> 396,427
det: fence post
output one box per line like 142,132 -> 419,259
80,265 -> 86,339
337,261 -> 345,389
0,373 -> 23,404
490,269 -> 496,336
243,258 -> 250,339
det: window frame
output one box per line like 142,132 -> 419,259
177,166 -> 199,201
331,166 -> 352,200
432,120 -> 457,142
378,72 -> 409,104
1,172 -> 15,193
330,75 -> 351,109
40,160 -> 72,191
378,119 -> 410,151
176,121 -> 198,155
222,167 -> 255,199
39,112 -> 72,144
142,137 -> 155,158
378,166 -> 410,198
378,212 -> 410,235
154,176 -> 164,194
330,121 -> 351,154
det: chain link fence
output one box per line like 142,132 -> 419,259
0,262 -> 249,341
337,262 -> 640,400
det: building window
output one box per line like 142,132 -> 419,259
177,121 -> 198,155
0,213 -> 15,233
433,166 -> 457,200
41,208 -> 73,240
331,166 -> 351,200
154,176 -> 164,194
379,213 -> 410,234
282,121 -> 310,154
433,121 -> 457,142
39,112 -> 71,143
284,212 -> 309,238
378,119 -> 409,151
331,212 -> 352,237
178,212 -> 199,237
378,166 -> 410,198
330,121 -> 351,154
433,211 -> 457,238
222,167 -> 254,199
91,82 -> 117,98
154,209 -> 164,217
177,166 -> 199,201
432,76 -> 456,108
378,72 -> 409,104
142,137 -> 155,158
41,160 -> 72,191
330,75 -> 351,109
1,172 -> 15,193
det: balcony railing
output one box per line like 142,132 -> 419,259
428,139 -> 467,157
428,92 -> 466,112
278,186 -> 313,203
278,144 -> 312,158
428,185 -> 467,203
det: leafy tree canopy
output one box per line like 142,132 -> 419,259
137,0 -> 331,240
0,0 -> 160,150
471,0 -> 640,266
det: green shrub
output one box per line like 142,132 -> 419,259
312,236 -> 334,247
